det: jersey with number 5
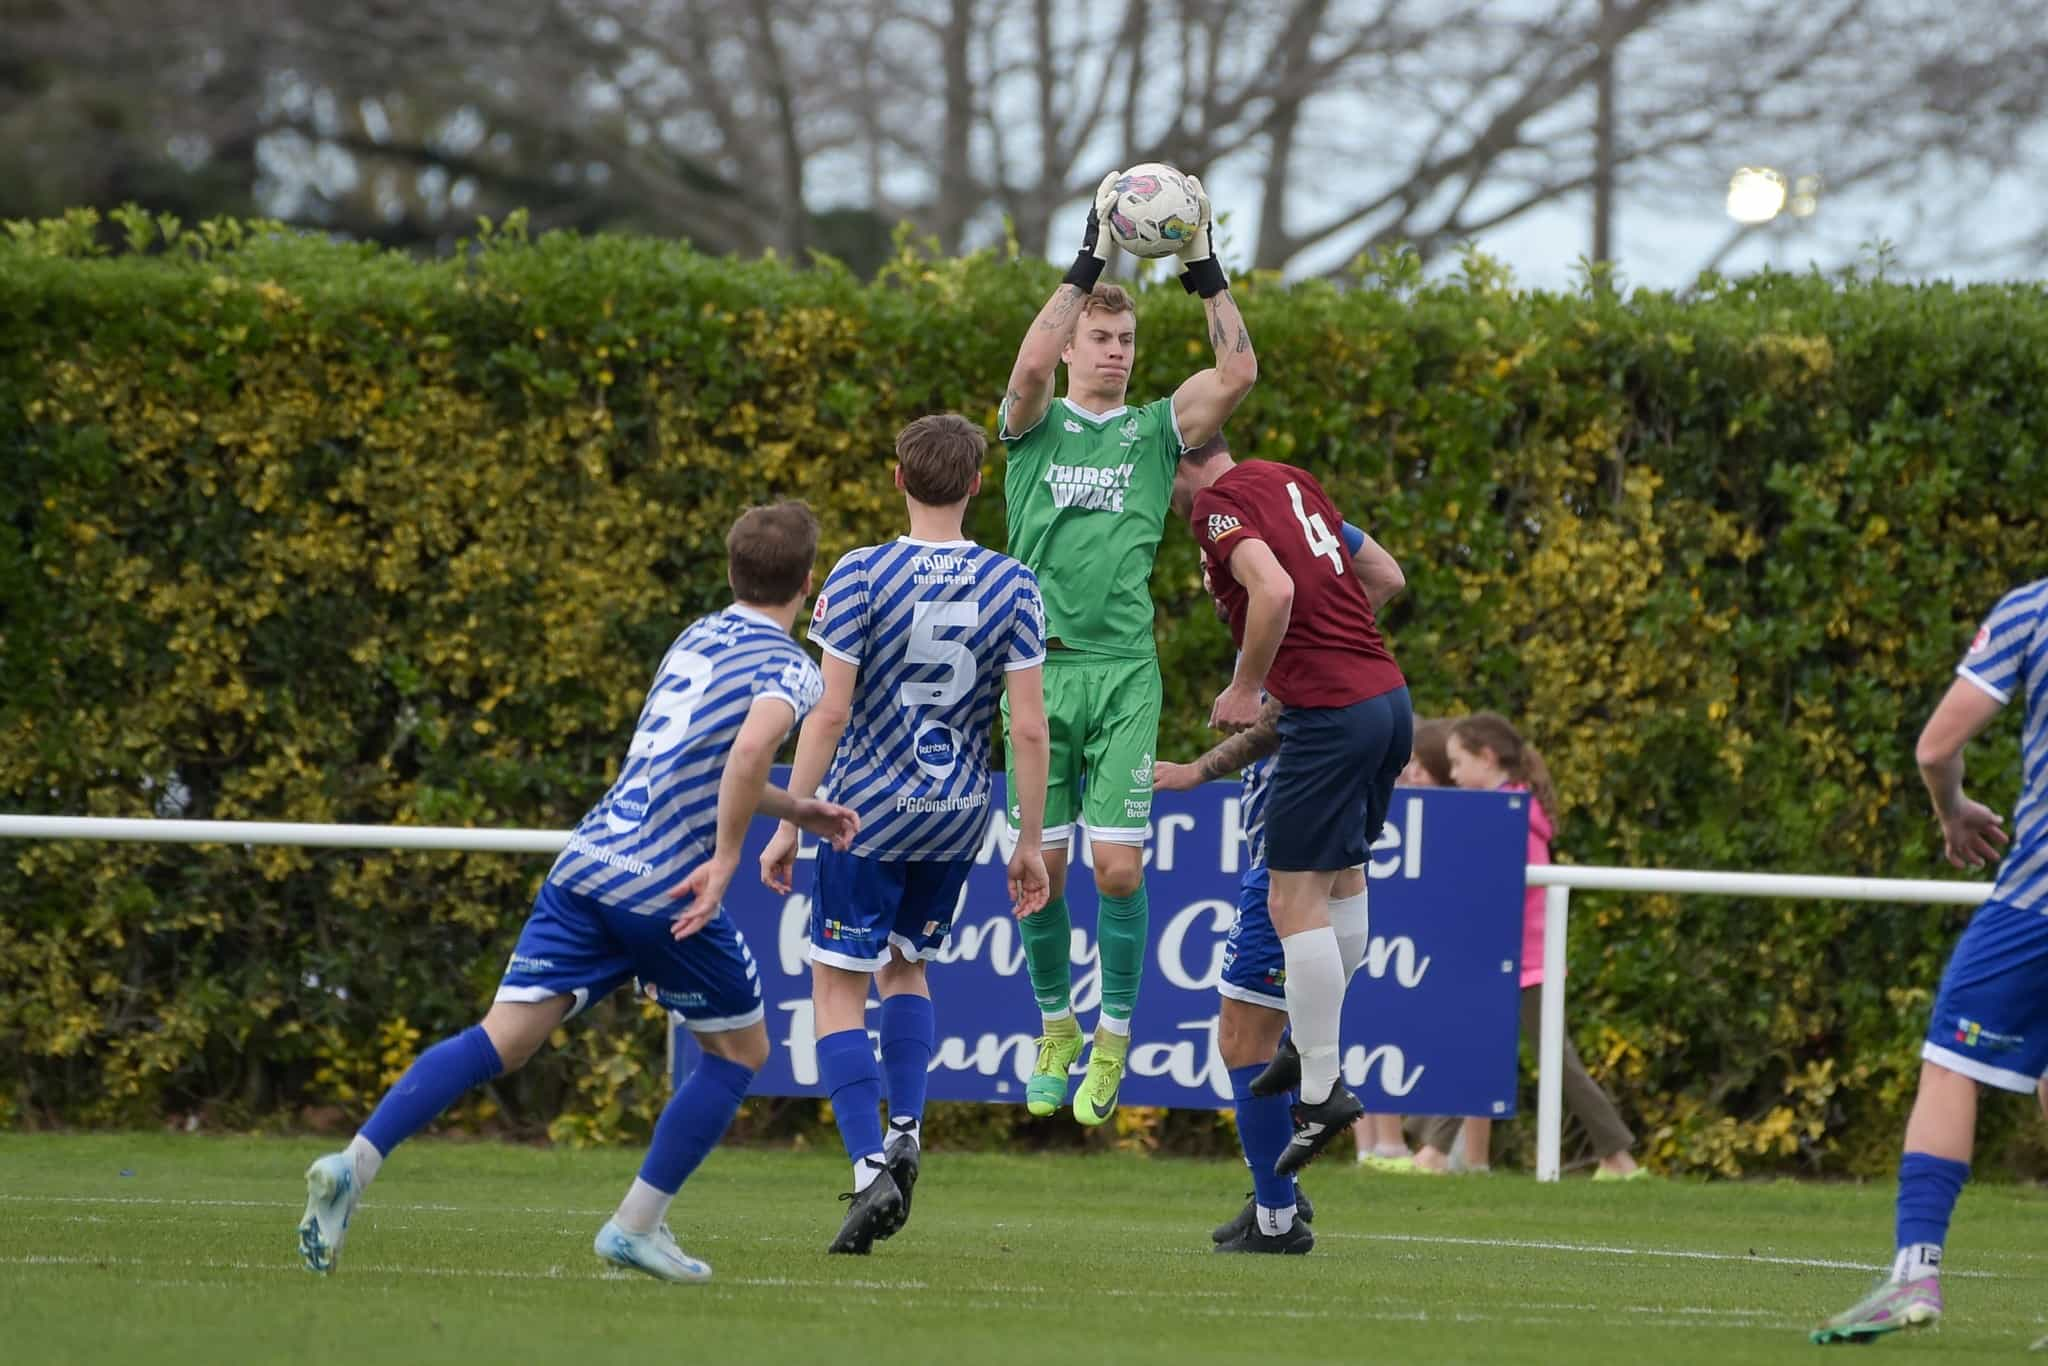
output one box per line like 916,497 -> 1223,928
548,605 -> 825,907
1191,459 -> 1404,708
809,537 -> 1046,859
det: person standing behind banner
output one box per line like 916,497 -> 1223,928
1441,712 -> 1644,1180
1355,716 -> 1457,1173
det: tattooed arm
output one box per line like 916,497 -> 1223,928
1001,284 -> 1085,440
1153,696 -> 1284,791
1170,288 -> 1259,450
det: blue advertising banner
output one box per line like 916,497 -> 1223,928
673,781 -> 1530,1116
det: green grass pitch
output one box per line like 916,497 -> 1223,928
4,1132 -> 2046,1363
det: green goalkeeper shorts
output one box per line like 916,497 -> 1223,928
1002,652 -> 1161,847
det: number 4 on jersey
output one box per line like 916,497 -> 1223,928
1288,481 -> 1346,575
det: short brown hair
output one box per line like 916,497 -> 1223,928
726,501 -> 818,605
896,413 -> 985,506
1181,431 -> 1230,466
1081,283 -> 1136,321
1408,716 -> 1455,786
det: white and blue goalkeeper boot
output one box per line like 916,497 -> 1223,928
297,1152 -> 360,1273
594,1220 -> 713,1284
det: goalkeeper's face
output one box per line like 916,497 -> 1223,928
1062,308 -> 1135,403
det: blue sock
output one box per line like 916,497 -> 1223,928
359,1025 -> 502,1156
879,995 -> 935,1125
639,1052 -> 755,1193
1896,1151 -> 1969,1255
1230,1063 -> 1298,1211
817,1028 -> 885,1164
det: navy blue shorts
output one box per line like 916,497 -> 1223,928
808,846 -> 975,972
497,879 -> 764,1031
1265,687 -> 1413,873
1920,898 -> 2048,1094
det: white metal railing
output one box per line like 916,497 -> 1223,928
0,814 -> 1994,1181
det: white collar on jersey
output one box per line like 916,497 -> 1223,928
898,536 -> 978,548
1060,396 -> 1130,423
724,604 -> 784,630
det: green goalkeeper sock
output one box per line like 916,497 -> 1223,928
1018,895 -> 1074,1017
1096,885 -> 1150,1024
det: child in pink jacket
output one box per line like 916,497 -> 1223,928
1429,713 -> 1644,1179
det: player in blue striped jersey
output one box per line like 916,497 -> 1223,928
296,503 -> 860,1286
759,414 -> 1052,1253
1154,502 -> 1407,1254
1814,578 -> 2048,1345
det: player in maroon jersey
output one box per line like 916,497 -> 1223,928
1174,434 -> 1415,1175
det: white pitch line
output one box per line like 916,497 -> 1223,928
0,1191 -> 2013,1281
1323,1230 -> 2005,1279
0,1254 -> 1813,1331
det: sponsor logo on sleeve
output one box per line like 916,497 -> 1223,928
1206,513 -> 1244,543
1969,624 -> 1992,655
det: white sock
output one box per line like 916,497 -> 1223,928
1042,1008 -> 1078,1035
345,1134 -> 384,1192
614,1177 -> 673,1235
1281,926 -> 1346,1105
888,1116 -> 921,1147
1892,1243 -> 1942,1282
852,1155 -> 887,1193
1327,888 -> 1370,980
1256,1203 -> 1297,1236
1095,1013 -> 1131,1038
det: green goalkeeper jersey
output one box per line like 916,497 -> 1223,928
1000,394 -> 1182,659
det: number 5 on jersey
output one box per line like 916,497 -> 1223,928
900,600 -> 976,708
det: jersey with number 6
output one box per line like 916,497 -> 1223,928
548,605 -> 824,907
1191,459 -> 1404,708
810,537 -> 1046,859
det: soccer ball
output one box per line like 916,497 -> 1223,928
1102,163 -> 1203,259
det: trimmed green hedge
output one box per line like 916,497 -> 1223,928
4,208 -> 2045,1174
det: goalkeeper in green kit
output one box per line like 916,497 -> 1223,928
998,169 -> 1258,1125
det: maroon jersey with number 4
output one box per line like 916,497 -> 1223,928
1191,460 -> 1405,709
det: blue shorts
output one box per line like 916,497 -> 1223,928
1920,898 -> 2048,1094
1218,874 -> 1288,1011
808,846 -> 975,972
496,879 -> 764,1032
1266,687 -> 1413,873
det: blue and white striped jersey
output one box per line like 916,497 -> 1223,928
548,605 -> 824,907
809,537 -> 1045,859
1239,754 -> 1274,892
1956,578 -> 2048,911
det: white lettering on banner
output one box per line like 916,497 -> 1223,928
935,916 -> 1030,976
1368,797 -> 1426,880
1406,796 -> 1423,878
1366,935 -> 1431,987
930,1031 -> 1037,1089
1069,930 -> 1101,1013
1355,889 -> 1431,988
1151,812 -> 1193,872
975,816 -> 1020,866
780,1000 -> 819,1086
1220,797 -> 1249,875
1157,899 -> 1236,991
777,894 -> 812,975
1341,1041 -> 1424,1096
1129,1018 -> 1234,1100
